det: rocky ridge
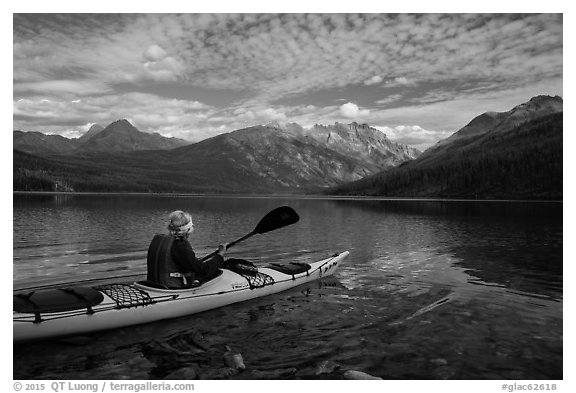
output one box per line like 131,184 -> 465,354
426,95 -> 563,154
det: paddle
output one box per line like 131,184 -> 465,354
199,206 -> 299,262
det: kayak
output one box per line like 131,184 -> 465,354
13,251 -> 349,343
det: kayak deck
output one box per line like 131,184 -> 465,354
14,251 -> 349,343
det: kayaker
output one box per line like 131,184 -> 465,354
146,210 -> 227,288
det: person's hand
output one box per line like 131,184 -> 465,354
217,243 -> 227,256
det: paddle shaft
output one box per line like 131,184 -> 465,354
199,231 -> 256,262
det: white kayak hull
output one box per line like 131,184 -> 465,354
14,251 -> 349,343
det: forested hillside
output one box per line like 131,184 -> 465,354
330,113 -> 562,200
13,150 -> 186,193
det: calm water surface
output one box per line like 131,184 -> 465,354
13,194 -> 562,380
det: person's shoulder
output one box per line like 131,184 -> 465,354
173,237 -> 193,248
172,236 -> 188,243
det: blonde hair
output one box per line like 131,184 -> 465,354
168,210 -> 193,236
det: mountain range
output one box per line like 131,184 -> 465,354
13,119 -> 189,155
13,119 -> 420,193
13,95 -> 562,199
330,95 -> 563,199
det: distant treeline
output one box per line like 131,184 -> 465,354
13,150 -> 284,194
330,113 -> 563,200
13,150 -> 185,193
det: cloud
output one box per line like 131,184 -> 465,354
374,125 -> 453,152
385,77 -> 414,87
14,80 -> 112,96
144,45 -> 167,62
364,75 -> 383,86
369,76 -> 563,132
13,92 -> 214,138
259,108 -> 287,121
140,56 -> 186,82
339,102 -> 370,119
139,44 -> 185,82
375,94 -> 403,106
12,14 -> 563,147
232,107 -> 287,124
13,14 -> 562,104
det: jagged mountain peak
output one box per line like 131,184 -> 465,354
510,95 -> 562,112
528,94 -> 562,105
347,121 -> 373,131
310,122 -> 392,144
265,120 -> 286,130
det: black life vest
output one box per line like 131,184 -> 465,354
146,234 -> 193,289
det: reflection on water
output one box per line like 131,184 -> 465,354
13,194 -> 562,379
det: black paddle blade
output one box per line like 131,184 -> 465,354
254,206 -> 299,234
200,206 -> 299,262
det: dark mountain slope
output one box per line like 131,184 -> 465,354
78,124 -> 105,142
13,131 -> 80,155
166,124 -> 382,190
330,112 -> 562,200
420,95 -> 563,165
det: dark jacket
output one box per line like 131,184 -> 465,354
146,234 -> 224,288
171,237 -> 224,281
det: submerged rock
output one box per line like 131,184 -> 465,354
430,358 -> 448,366
314,360 -> 341,375
343,370 -> 382,380
224,346 -> 246,371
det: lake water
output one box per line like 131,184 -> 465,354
13,193 -> 563,380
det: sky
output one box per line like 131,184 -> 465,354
13,12 -> 563,151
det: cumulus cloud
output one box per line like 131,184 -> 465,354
144,45 -> 167,61
364,75 -> 383,86
141,56 -> 185,82
385,77 -> 414,87
340,102 -> 370,119
139,44 -> 186,82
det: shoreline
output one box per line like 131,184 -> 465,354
12,190 -> 562,203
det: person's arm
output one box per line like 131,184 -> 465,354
172,239 -> 225,276
200,244 -> 227,276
